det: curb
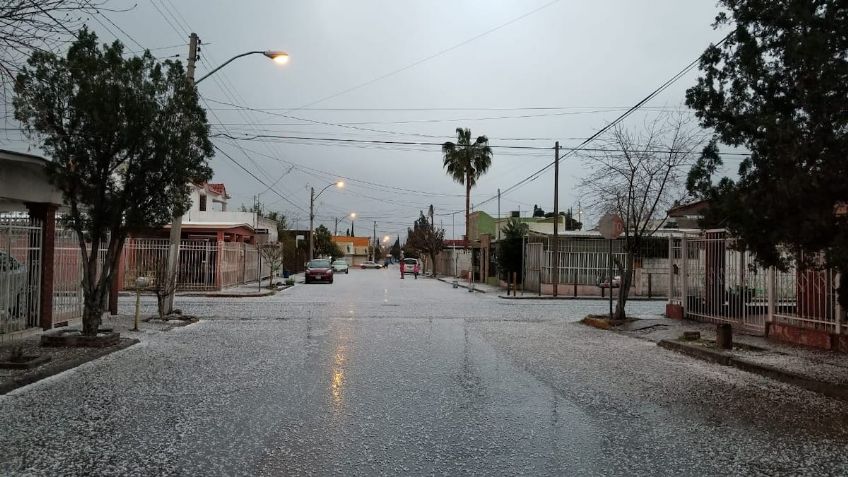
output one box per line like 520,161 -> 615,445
498,295 -> 667,301
435,277 -> 487,293
0,338 -> 140,395
658,339 -> 848,401
178,291 -> 277,298
658,339 -> 733,366
119,289 -> 281,298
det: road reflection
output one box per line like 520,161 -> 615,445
331,344 -> 347,407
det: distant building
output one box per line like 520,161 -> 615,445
331,236 -> 370,266
136,182 -> 279,243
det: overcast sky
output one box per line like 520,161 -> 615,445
3,0 -> 733,239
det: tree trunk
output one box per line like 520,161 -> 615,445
80,234 -> 125,336
80,239 -> 103,336
81,300 -> 103,335
430,251 -> 437,277
614,253 -> 635,320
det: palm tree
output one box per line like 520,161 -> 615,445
442,128 -> 493,246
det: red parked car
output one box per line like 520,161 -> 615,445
305,259 -> 334,284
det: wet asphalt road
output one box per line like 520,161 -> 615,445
1,267 -> 848,476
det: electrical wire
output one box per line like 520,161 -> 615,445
471,31 -> 735,210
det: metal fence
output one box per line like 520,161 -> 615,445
53,226 -> 84,324
524,234 -> 670,296
0,214 -> 42,333
671,230 -> 845,336
774,260 -> 840,334
121,239 -> 268,291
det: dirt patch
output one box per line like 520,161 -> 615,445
581,315 -> 637,330
0,337 -> 138,394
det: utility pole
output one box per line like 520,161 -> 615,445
577,201 -> 583,230
497,188 -> 501,242
553,141 -> 560,298
373,221 -> 377,260
308,186 -> 315,260
164,32 -> 199,314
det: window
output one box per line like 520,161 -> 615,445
199,194 -> 207,211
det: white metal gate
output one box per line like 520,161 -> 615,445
0,215 -> 42,333
682,232 -> 768,335
524,242 -> 543,293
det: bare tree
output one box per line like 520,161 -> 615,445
259,242 -> 285,288
0,1 -> 102,121
580,112 -> 705,319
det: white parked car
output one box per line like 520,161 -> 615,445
331,260 -> 349,274
401,258 -> 421,276
0,251 -> 27,315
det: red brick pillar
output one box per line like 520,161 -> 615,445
26,203 -> 56,330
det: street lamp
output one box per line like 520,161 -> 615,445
309,181 -> 344,260
196,50 -> 290,84
334,212 -> 356,236
165,34 -> 290,315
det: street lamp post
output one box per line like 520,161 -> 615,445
196,50 -> 289,84
164,33 -> 289,314
334,212 -> 356,236
309,181 -> 344,260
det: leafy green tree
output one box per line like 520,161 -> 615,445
542,210 -> 583,231
390,237 -> 401,260
685,0 -> 848,305
496,218 -> 529,281
442,128 -> 493,244
313,224 -> 343,259
533,205 -> 545,217
406,212 -> 445,276
239,202 -> 289,237
14,30 -> 212,336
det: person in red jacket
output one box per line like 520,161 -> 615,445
413,261 -> 420,279
399,259 -> 405,279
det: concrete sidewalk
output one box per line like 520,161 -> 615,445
434,277 -> 501,294
121,275 -> 302,298
616,317 -> 848,399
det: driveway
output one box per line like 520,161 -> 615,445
1,267 -> 846,475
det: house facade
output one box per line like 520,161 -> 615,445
331,236 -> 370,265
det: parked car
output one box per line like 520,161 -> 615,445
401,258 -> 421,276
305,259 -> 334,284
331,260 -> 349,274
360,261 -> 382,269
598,275 -> 621,288
0,251 -> 27,314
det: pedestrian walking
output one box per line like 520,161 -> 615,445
400,260 -> 405,279
413,261 -> 420,279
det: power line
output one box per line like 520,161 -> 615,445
213,144 -> 307,213
211,132 -> 750,156
472,31 -> 735,210
286,0 -> 564,112
203,105 -> 687,112
222,140 -> 468,200
202,106 -> 691,126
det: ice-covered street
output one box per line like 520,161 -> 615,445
1,266 -> 847,476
